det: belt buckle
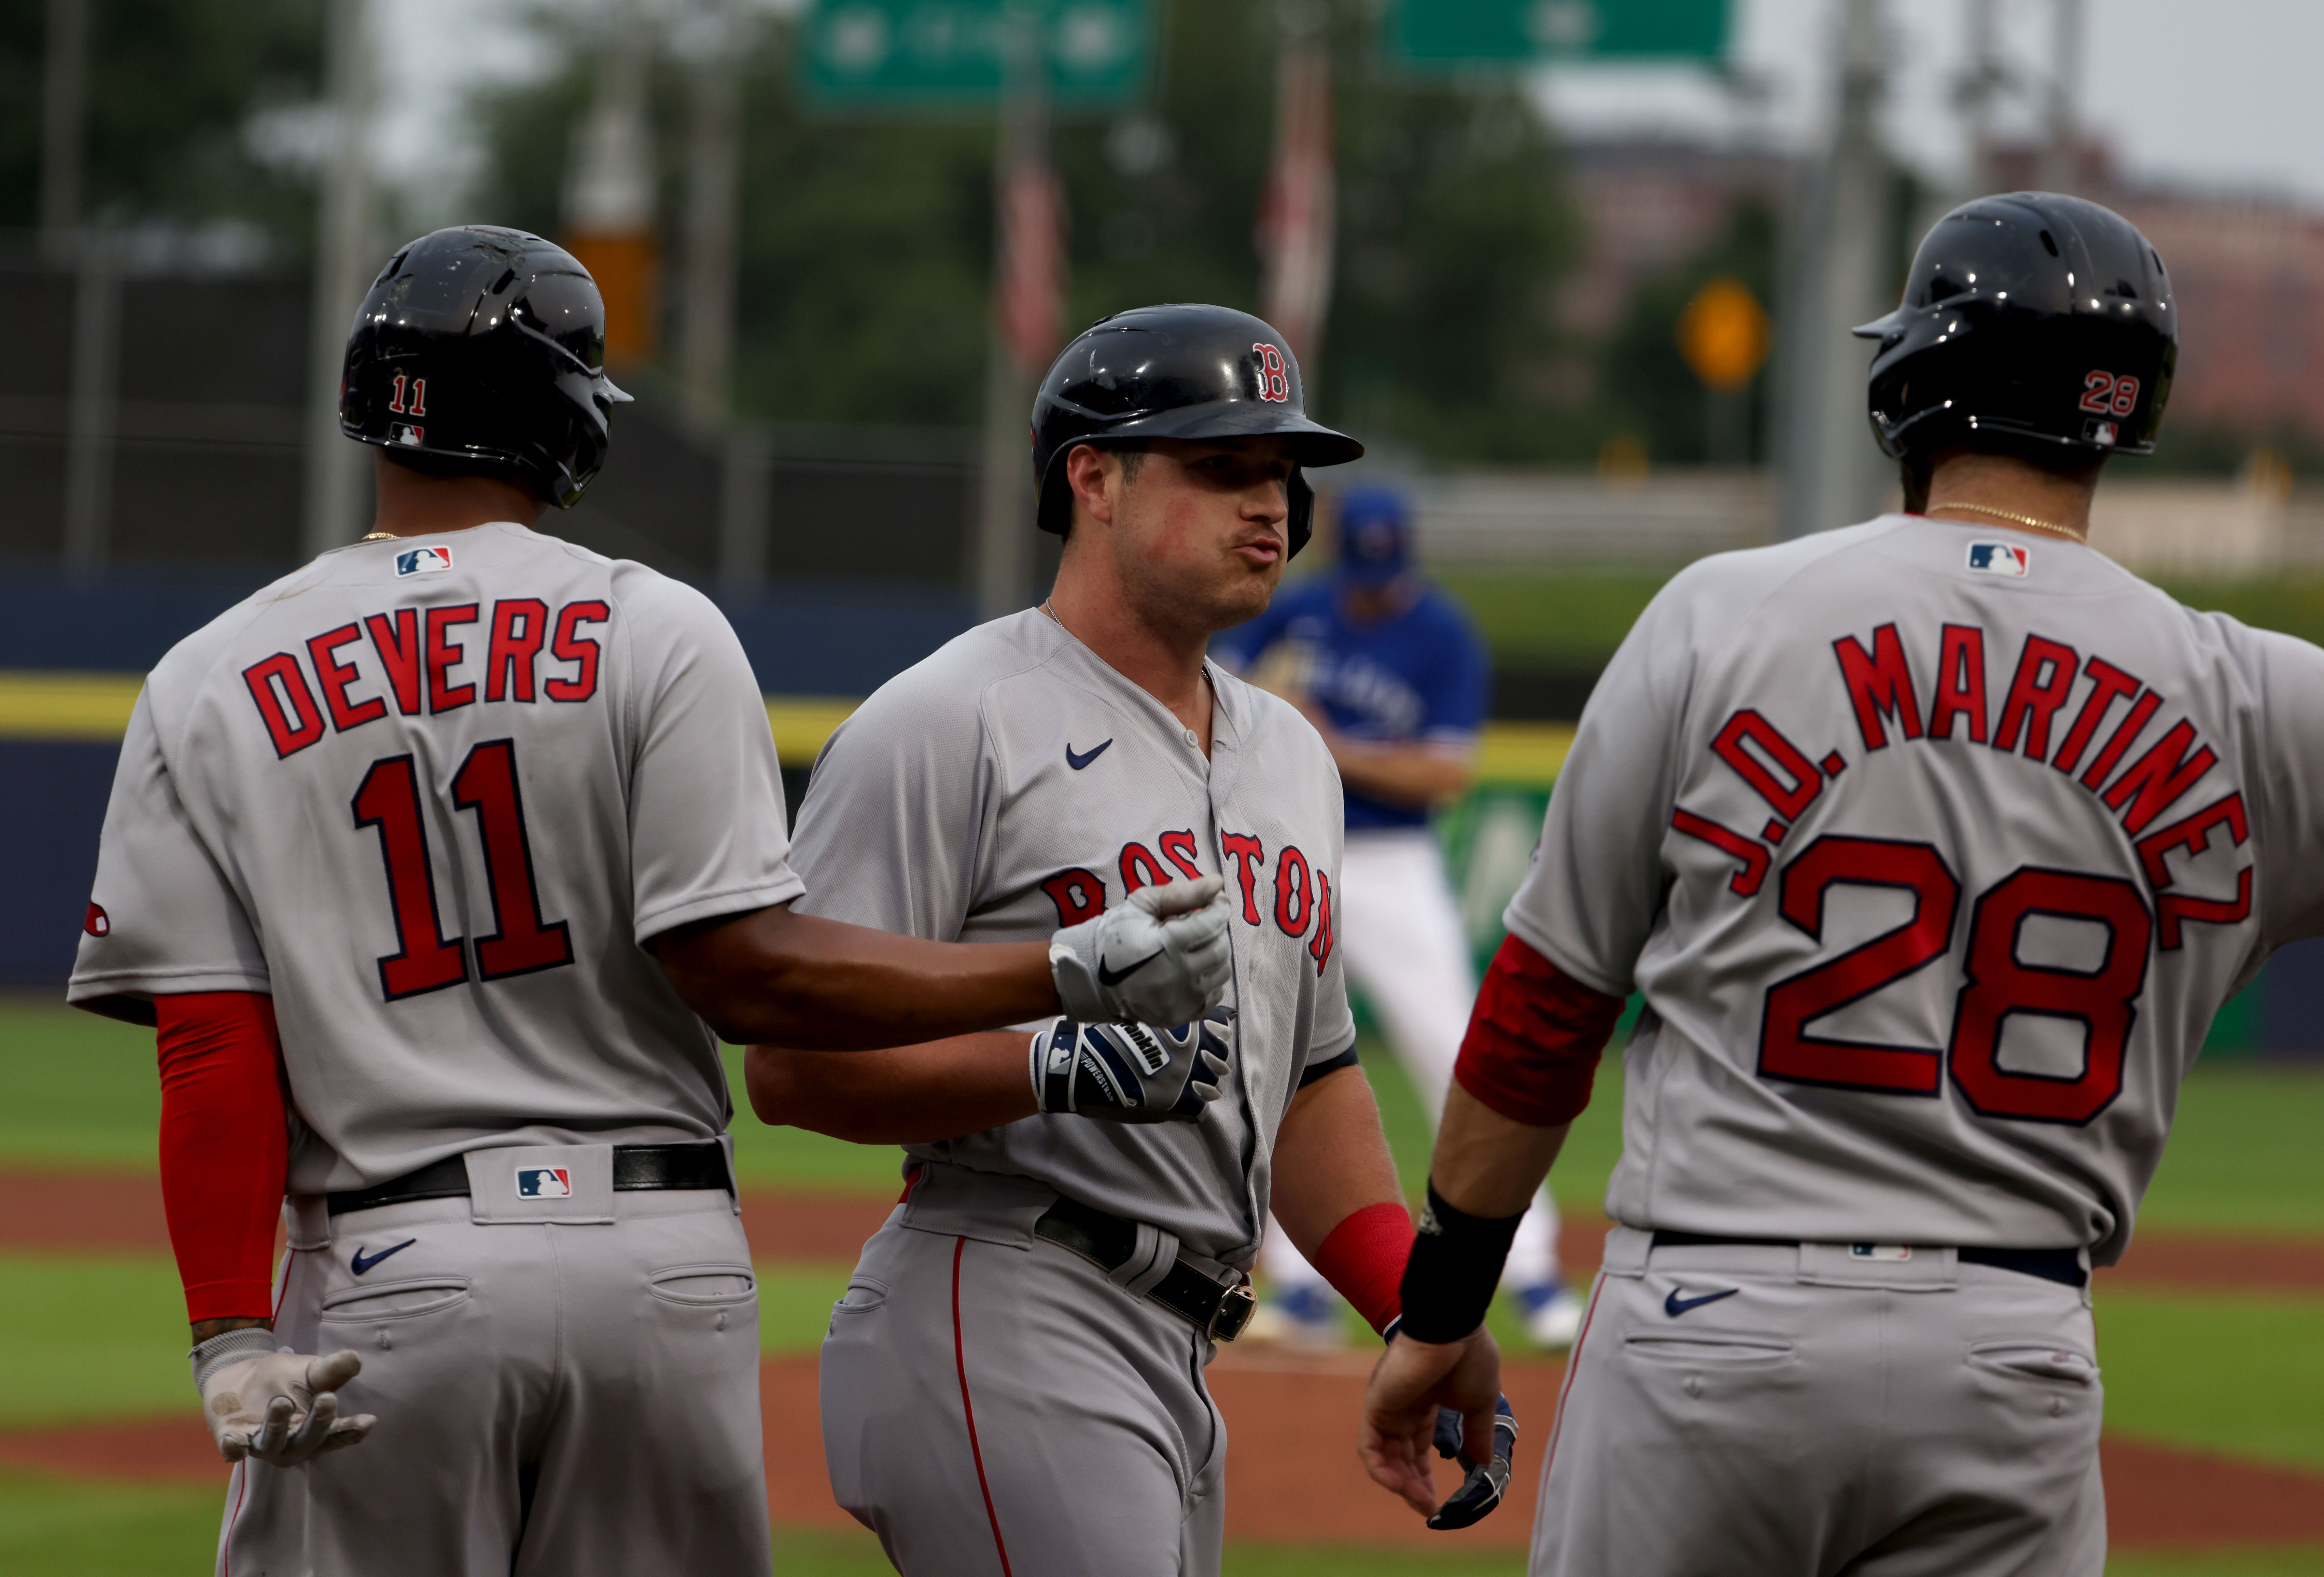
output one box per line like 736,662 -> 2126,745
1207,1281 -> 1257,1343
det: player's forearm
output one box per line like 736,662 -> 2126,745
1269,1065 -> 1406,1258
1325,742 -> 1474,808
658,905 -> 1057,1049
744,1033 -> 1036,1142
1429,1083 -> 1570,1219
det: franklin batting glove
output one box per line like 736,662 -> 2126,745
193,1330 -> 376,1467
1050,875 -> 1234,1026
1029,1007 -> 1234,1123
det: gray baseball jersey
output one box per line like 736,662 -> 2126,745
1510,515 -> 2324,1264
788,607 -> 1356,1266
68,521 -> 803,1192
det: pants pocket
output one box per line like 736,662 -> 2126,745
1623,1332 -> 1796,1367
647,1263 -> 758,1308
318,1275 -> 473,1323
1967,1339 -> 2099,1386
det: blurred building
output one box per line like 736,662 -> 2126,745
1555,137 -> 1793,339
1988,143 -> 2324,450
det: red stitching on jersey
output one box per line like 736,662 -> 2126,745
1536,1274 -> 1605,1497
953,1237 -> 1015,1577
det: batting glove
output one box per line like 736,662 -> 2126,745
1426,1392 -> 1518,1531
193,1329 -> 375,1467
1030,1007 -> 1234,1123
1050,875 -> 1234,1026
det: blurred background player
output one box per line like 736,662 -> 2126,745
1218,485 -> 1582,1350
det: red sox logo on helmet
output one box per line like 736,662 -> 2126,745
1253,343 -> 1290,403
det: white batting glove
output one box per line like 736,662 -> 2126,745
193,1330 -> 376,1467
1050,875 -> 1234,1025
1029,1008 -> 1235,1123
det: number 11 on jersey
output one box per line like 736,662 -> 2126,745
352,738 -> 573,1001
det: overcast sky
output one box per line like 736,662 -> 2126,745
374,0 -> 2324,219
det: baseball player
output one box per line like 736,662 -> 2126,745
65,229 -> 1233,1577
746,305 -> 1516,1575
1219,484 -> 1581,1350
1362,192 -> 2299,1573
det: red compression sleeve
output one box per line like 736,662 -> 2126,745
1453,933 -> 1628,1128
155,992 -> 289,1323
1310,1200 -> 1413,1336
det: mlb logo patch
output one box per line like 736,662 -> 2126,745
1849,1244 -> 1913,1262
1966,541 -> 2029,578
395,546 -> 454,577
516,1167 -> 572,1199
389,421 -> 426,447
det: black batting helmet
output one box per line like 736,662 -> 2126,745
1031,304 -> 1363,556
1854,192 -> 2176,462
340,226 -> 633,509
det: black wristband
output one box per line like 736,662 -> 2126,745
1396,1181 -> 1524,1344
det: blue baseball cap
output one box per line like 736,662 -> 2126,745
1335,485 -> 1411,585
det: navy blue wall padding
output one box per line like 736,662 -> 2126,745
0,566 -> 972,698
0,741 -> 117,989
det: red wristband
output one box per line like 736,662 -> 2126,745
156,992 -> 289,1322
1453,933 -> 1627,1128
1310,1200 -> 1414,1336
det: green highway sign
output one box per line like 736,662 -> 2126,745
800,0 -> 1154,111
1390,0 -> 1728,68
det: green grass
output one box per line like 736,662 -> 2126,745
1432,568 -> 1671,668
0,1254 -> 194,1428
0,1471 -> 220,1576
2096,1290 -> 2324,1472
2138,1067 -> 2324,1234
0,998 -> 158,1171
0,1466 -> 2310,1577
760,1263 -> 852,1353
2107,1553 -> 2324,1576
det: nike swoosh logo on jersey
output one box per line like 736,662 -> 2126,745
1096,949 -> 1163,987
351,1239 -> 418,1275
1066,739 -> 1113,771
1663,1286 -> 1740,1317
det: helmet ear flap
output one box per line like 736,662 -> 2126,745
1286,470 -> 1314,558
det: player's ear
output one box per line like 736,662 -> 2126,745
1065,444 -> 1120,530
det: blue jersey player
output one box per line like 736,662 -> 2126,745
1219,485 -> 1581,1348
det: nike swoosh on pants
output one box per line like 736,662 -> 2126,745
1663,1286 -> 1740,1317
352,1239 -> 418,1275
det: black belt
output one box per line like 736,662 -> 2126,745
1034,1196 -> 1258,1342
1649,1230 -> 2086,1289
326,1142 -> 732,1217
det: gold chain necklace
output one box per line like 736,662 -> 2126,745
359,531 -> 398,542
1926,501 -> 2085,543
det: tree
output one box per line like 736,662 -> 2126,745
471,0 -> 1587,455
0,0 -> 323,248
1599,197 -> 1780,467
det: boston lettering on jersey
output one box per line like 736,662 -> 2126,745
240,599 -> 610,758
1666,619 -> 2252,1125
1041,833 -> 1335,977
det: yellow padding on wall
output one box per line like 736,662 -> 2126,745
0,674 -> 1577,789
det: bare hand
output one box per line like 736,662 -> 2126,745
1359,1327 -> 1503,1518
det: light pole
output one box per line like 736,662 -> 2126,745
300,0 -> 382,560
1775,0 -> 1892,540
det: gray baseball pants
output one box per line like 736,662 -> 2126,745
820,1168 -> 1229,1577
216,1163 -> 768,1577
1530,1227 -> 2105,1577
